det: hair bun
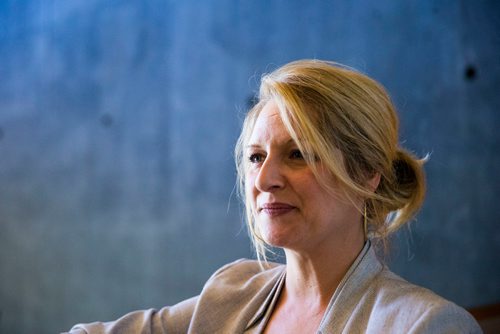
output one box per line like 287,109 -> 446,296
393,150 -> 420,193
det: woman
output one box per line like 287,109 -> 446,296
65,60 -> 481,333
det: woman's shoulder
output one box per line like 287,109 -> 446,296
366,267 -> 482,333
184,259 -> 285,332
374,267 -> 463,308
205,258 -> 284,288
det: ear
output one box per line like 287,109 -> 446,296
366,172 -> 381,192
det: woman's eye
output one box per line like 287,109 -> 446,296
290,149 -> 304,160
248,153 -> 264,163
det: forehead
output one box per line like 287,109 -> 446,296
248,101 -> 291,143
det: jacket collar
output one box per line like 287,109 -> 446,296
245,268 -> 286,330
318,240 -> 383,332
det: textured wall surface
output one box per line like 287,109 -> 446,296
0,1 -> 499,333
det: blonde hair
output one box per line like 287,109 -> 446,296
235,60 -> 426,260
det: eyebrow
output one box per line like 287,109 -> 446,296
245,139 -> 298,149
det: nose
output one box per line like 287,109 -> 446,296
254,156 -> 285,192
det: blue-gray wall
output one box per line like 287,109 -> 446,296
0,1 -> 499,333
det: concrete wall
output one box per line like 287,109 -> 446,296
0,1 -> 498,333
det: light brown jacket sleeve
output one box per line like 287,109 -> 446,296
64,296 -> 197,334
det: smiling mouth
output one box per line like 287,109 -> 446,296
260,203 -> 296,217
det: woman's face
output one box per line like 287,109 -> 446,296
245,101 -> 363,253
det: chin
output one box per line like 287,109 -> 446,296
259,225 -> 297,249
263,236 -> 287,248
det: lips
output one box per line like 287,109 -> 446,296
260,202 -> 296,217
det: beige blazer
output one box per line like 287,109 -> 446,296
64,242 -> 482,333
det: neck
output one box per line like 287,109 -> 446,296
283,231 -> 365,308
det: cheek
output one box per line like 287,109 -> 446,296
300,177 -> 337,208
244,173 -> 257,202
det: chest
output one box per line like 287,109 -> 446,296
261,306 -> 324,334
